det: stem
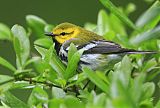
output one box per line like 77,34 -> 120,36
1,76 -> 77,93
16,78 -> 62,89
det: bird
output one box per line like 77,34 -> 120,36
45,22 -> 156,71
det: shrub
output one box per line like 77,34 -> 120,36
0,0 -> 160,108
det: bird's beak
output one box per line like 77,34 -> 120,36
45,32 -> 57,37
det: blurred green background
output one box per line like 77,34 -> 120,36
0,0 -> 156,103
0,0 -> 150,26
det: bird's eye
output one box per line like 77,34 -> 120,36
60,32 -> 66,36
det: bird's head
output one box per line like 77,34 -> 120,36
45,22 -> 81,44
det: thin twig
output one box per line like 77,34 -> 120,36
1,76 -> 78,93
17,78 -> 75,92
18,78 -> 62,89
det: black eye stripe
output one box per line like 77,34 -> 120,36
60,32 -> 66,36
60,31 -> 74,36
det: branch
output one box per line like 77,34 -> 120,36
0,76 -> 78,93
17,78 -> 62,88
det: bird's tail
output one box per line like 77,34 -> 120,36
123,49 -> 158,54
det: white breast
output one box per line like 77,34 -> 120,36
80,54 -> 122,71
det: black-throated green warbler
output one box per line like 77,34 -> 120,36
45,22 -> 155,71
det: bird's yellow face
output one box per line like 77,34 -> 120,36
46,23 -> 80,44
53,27 -> 80,44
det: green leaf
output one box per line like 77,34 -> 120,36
48,99 -> 63,108
13,37 -> 22,67
130,26 -> 160,45
64,49 -> 84,80
83,67 -> 109,93
49,96 -> 85,108
84,22 -> 97,32
155,99 -> 160,108
54,78 -> 66,88
49,45 -> 66,78
0,75 -> 14,85
52,87 -> 66,98
140,99 -> 153,108
1,92 -> 29,108
44,69 -> 58,83
64,96 -> 85,108
34,45 -> 58,81
67,43 -> 78,62
13,69 -> 33,78
115,33 -> 132,48
34,45 -> 47,59
109,14 -> 127,36
28,86 -> 48,107
0,82 -> 13,94
99,0 -> 136,30
23,57 -> 40,68
44,24 -> 54,32
97,9 -> 110,35
108,56 -> 136,108
26,15 -> 47,38
12,81 -> 35,89
130,73 -> 146,103
11,25 -> 30,67
103,30 -> 116,41
96,71 -> 109,85
67,73 -> 87,87
136,1 -> 160,31
109,82 -> 136,108
33,58 -> 46,74
114,56 -> 132,87
141,82 -> 155,100
142,58 -> 157,73
34,38 -> 53,49
0,57 -> 16,72
44,45 -> 58,82
88,92 -> 106,107
44,45 -> 54,63
0,75 -> 15,94
0,23 -> 12,41
35,45 -> 66,78
0,101 -> 10,108
125,3 -> 136,15
44,44 -> 54,63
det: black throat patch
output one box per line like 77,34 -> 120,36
52,37 -> 61,54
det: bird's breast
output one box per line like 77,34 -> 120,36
79,54 -> 122,71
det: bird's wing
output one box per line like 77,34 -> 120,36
64,39 -> 156,54
76,40 -> 129,54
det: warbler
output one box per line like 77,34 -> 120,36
45,22 -> 155,71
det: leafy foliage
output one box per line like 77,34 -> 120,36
0,0 -> 160,108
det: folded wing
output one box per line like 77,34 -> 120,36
77,40 -> 156,54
